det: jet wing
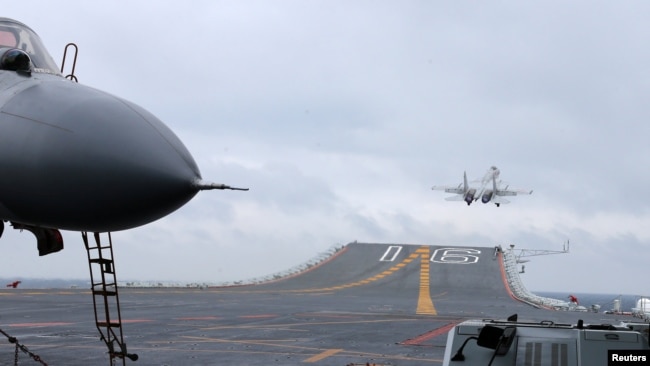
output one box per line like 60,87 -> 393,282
496,188 -> 533,197
431,185 -> 464,194
444,195 -> 466,201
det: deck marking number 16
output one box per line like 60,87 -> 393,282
430,248 -> 480,264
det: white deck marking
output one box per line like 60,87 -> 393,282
379,245 -> 403,262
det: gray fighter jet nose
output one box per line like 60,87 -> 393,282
0,78 -> 203,231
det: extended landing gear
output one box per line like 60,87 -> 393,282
9,222 -> 64,256
83,232 -> 138,365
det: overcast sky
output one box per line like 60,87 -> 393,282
2,1 -> 649,295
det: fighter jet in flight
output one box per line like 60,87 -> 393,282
432,166 -> 532,207
0,17 -> 247,362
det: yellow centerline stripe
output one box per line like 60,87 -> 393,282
416,246 -> 437,315
303,348 -> 343,363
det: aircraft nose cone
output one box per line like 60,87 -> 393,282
0,79 -> 202,231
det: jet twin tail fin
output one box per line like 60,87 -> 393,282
432,171 -> 470,196
463,171 -> 468,192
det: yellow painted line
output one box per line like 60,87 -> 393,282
253,245 -> 440,318
303,348 -> 343,363
416,246 -> 437,315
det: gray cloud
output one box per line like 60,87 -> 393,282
2,1 -> 649,295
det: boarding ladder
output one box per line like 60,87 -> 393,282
83,232 -> 137,365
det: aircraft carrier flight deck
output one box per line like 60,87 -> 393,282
0,243 -> 638,365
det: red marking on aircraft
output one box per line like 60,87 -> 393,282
5,281 -> 21,288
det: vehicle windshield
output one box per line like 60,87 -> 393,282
0,18 -> 61,75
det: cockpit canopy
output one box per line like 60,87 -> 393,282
0,17 -> 61,75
